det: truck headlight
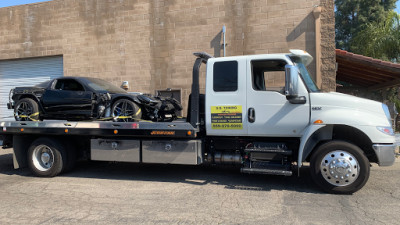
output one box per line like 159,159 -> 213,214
377,126 -> 394,136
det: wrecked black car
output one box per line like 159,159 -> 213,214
7,77 -> 182,122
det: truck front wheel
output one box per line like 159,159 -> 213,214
310,141 -> 370,194
27,138 -> 67,177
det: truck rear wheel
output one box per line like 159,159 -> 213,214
310,141 -> 370,194
27,138 -> 67,177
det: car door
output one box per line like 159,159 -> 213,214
41,78 -> 93,115
246,57 -> 310,137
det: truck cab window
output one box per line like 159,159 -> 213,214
251,60 -> 286,93
213,61 -> 238,92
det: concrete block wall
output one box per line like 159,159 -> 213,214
319,0 -> 336,91
0,0 -> 335,115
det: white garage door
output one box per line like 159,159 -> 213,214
0,56 -> 63,120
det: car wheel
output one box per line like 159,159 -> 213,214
27,138 -> 67,177
310,141 -> 370,194
14,98 -> 40,121
111,99 -> 142,122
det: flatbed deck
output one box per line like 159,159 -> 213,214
0,120 -> 197,139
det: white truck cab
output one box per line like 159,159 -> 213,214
204,50 -> 396,193
206,50 -> 311,137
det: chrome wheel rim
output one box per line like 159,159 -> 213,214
320,150 -> 360,186
112,101 -> 135,122
15,102 -> 33,121
32,145 -> 54,171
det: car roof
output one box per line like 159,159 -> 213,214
56,76 -> 92,80
55,77 -> 107,84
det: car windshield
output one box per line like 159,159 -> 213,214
291,57 -> 319,92
85,78 -> 127,94
34,80 -> 51,88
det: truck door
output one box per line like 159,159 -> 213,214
246,58 -> 310,137
205,58 -> 248,136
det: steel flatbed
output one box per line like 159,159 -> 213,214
0,120 -> 197,139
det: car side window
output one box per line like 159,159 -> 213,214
251,60 -> 287,93
54,79 -> 85,91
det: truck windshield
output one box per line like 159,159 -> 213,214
296,63 -> 319,92
291,57 -> 319,92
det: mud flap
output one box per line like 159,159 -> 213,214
12,135 -> 36,169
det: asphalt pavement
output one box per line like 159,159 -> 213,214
0,148 -> 399,224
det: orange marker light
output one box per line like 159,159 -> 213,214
314,120 -> 323,124
20,128 -> 24,132
187,131 -> 192,136
114,130 -> 118,134
65,129 -> 69,133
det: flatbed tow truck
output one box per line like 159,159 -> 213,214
0,50 -> 396,194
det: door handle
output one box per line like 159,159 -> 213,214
248,107 -> 255,123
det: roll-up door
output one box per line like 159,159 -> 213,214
0,56 -> 63,119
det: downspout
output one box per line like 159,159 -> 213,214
313,6 -> 322,89
222,25 -> 226,57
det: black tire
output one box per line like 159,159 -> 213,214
111,99 -> 142,122
310,141 -> 370,194
27,137 -> 67,177
14,98 -> 40,121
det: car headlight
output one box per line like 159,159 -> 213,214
377,126 -> 394,136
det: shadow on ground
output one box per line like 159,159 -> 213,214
0,152 -> 323,194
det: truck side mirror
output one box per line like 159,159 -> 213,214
284,65 -> 306,104
285,65 -> 299,97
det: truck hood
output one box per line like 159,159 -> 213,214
312,92 -> 383,114
310,92 -> 390,126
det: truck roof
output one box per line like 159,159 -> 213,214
206,49 -> 313,66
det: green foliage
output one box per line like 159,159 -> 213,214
335,0 -> 397,51
351,11 -> 400,62
336,1 -> 400,123
388,87 -> 400,109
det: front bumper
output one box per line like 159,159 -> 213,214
372,144 -> 396,166
7,102 -> 13,109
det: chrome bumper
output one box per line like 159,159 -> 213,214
372,144 -> 396,166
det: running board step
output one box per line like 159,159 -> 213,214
244,148 -> 292,155
241,167 -> 293,176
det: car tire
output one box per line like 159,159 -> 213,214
310,141 -> 370,194
27,137 -> 67,177
112,99 -> 142,122
14,98 -> 40,121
